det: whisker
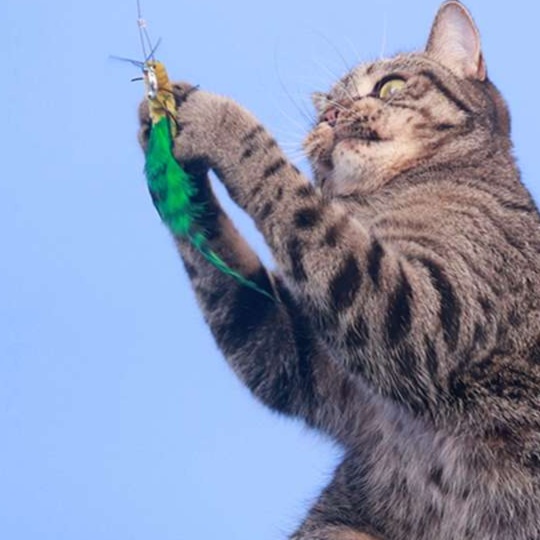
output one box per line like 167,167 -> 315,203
324,97 -> 349,112
380,11 -> 389,60
274,88 -> 314,128
272,47 -> 315,123
331,77 -> 360,103
271,95 -> 313,132
313,59 -> 346,88
275,130 -> 307,146
310,29 -> 353,73
282,147 -> 307,158
344,37 -> 362,65
278,139 -> 306,152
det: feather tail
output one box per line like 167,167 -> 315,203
145,117 -> 274,300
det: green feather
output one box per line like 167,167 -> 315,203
145,116 -> 274,300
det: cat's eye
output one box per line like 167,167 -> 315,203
377,78 -> 406,99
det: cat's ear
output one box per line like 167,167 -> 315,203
425,1 -> 487,81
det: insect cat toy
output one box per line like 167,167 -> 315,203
120,7 -> 274,298
136,2 -> 540,539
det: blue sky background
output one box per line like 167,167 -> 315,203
2,1 -> 539,539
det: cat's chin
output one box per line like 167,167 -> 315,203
325,139 -> 388,195
322,173 -> 365,198
322,161 -> 373,198
333,137 -> 387,160
327,137 -> 424,194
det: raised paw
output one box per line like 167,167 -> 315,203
171,82 -> 199,108
137,81 -> 199,153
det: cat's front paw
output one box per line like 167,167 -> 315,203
137,82 -> 197,153
138,82 -> 224,164
171,83 -> 230,167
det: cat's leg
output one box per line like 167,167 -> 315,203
138,113 -> 371,440
172,172 -> 371,443
161,83 -> 456,415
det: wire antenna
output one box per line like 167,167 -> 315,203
137,0 -> 156,61
110,55 -> 145,68
380,11 -> 388,59
146,37 -> 162,63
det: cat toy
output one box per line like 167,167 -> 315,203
120,4 -> 273,300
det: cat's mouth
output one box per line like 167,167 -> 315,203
353,130 -> 384,143
333,119 -> 386,143
335,132 -> 388,149
319,130 -> 389,176
334,127 -> 386,146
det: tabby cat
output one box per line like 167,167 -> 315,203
138,2 -> 540,539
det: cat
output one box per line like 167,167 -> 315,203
138,1 -> 540,539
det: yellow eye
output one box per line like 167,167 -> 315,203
378,78 -> 406,99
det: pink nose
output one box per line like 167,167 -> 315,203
323,107 -> 339,127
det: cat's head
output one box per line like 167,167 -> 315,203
304,1 -> 511,196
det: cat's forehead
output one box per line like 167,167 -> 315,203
331,55 -> 426,99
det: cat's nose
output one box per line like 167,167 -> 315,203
322,107 -> 340,127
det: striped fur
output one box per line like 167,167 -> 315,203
139,2 -> 540,539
